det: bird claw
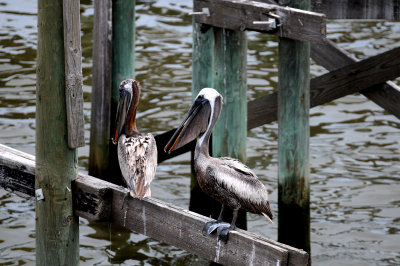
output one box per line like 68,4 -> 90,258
217,226 -> 232,243
202,221 -> 230,236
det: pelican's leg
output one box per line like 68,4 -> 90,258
120,191 -> 130,210
217,208 -> 238,243
202,204 -> 230,235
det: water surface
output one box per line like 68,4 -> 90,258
0,0 -> 400,264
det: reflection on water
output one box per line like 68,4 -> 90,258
1,0 -> 400,264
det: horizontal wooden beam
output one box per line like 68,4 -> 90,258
194,0 -> 326,43
311,0 -> 400,20
248,45 -> 400,129
0,144 -> 308,265
258,0 -> 400,20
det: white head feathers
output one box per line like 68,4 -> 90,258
197,88 -> 223,146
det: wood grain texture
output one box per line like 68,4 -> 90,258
36,0 -> 79,262
311,0 -> 400,20
277,34 -> 311,254
0,144 -> 309,265
63,0 -> 85,148
194,0 -> 326,43
212,27 -> 248,229
89,0 -> 113,179
190,22 -> 225,222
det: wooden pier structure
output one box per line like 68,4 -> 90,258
1,0 -> 400,264
0,144 -> 308,265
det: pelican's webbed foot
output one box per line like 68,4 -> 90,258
217,225 -> 235,243
202,221 -> 230,235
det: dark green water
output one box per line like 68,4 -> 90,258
0,0 -> 400,264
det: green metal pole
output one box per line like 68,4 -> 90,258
36,0 -> 79,264
277,0 -> 311,257
212,28 -> 247,229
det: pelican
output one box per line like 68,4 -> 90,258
164,88 -> 273,242
112,79 -> 157,207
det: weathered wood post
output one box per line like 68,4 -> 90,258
212,27 -> 247,229
277,0 -> 311,258
89,0 -> 135,185
36,0 -> 79,263
89,0 -> 112,180
190,22 -> 247,229
190,22 -> 219,216
109,0 -> 136,185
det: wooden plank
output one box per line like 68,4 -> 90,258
277,0 -> 311,256
258,0 -> 400,20
311,0 -> 400,20
311,40 -> 400,120
194,0 -> 326,43
248,45 -> 400,129
0,144 -> 35,197
36,0 -> 79,262
63,0 -> 85,148
0,144 -> 309,265
89,0 -> 113,180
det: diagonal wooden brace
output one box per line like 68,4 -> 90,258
248,45 -> 400,129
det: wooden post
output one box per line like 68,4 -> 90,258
63,0 -> 85,149
89,0 -> 135,186
212,27 -> 247,229
36,0 -> 79,263
89,0 -> 112,180
109,0 -> 136,185
190,21 -> 221,218
277,0 -> 311,259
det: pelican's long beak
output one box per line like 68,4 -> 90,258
112,89 -> 131,144
164,96 -> 211,153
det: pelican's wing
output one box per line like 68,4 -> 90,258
118,134 -> 157,199
210,157 -> 273,218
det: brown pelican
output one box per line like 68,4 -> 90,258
164,88 -> 273,242
112,79 -> 157,207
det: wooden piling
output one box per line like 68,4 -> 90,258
89,0 -> 113,180
212,27 -> 248,229
190,24 -> 247,229
277,0 -> 311,259
110,0 -> 136,185
111,0 -> 136,120
89,0 -> 136,186
36,0 -> 79,263
190,21 -> 219,218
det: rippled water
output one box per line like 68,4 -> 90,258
1,0 -> 400,265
